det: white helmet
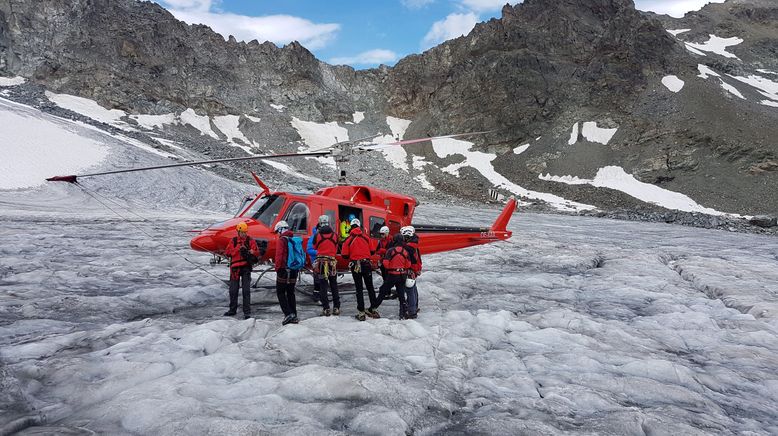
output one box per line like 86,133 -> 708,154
379,226 -> 390,235
274,220 -> 289,233
350,218 -> 361,227
400,226 -> 415,237
318,215 -> 329,225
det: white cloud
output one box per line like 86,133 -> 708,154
162,0 -> 215,12
634,0 -> 725,18
159,2 -> 340,50
402,0 -> 436,9
460,0 -> 518,13
421,12 -> 479,49
329,49 -> 399,66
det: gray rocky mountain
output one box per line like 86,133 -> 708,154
0,0 -> 776,220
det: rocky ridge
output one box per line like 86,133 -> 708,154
1,0 -> 777,226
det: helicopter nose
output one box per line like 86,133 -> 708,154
190,233 -> 219,253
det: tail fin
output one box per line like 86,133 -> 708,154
491,197 -> 517,232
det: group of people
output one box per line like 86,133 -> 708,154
222,216 -> 423,326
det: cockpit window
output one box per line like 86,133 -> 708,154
235,195 -> 255,217
284,202 -> 309,233
241,195 -> 285,227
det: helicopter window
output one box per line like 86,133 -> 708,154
284,202 -> 309,233
235,195 -> 255,217
403,204 -> 410,217
247,195 -> 285,227
369,216 -> 385,238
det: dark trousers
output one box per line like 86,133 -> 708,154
373,274 -> 406,316
229,267 -> 252,315
276,269 -> 298,316
406,284 -> 418,316
352,260 -> 376,312
318,275 -> 339,310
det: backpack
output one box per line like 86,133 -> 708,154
234,237 -> 259,265
315,230 -> 338,251
285,236 -> 306,271
384,245 -> 409,270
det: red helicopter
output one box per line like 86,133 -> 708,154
48,132 -> 516,274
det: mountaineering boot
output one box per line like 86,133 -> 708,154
332,307 -> 341,316
365,308 -> 380,319
244,314 -> 252,320
290,313 -> 300,324
282,314 -> 294,325
406,313 -> 417,319
355,311 -> 366,321
322,308 -> 331,317
224,311 -> 237,316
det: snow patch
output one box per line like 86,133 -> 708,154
697,64 -> 720,79
131,113 -> 177,130
433,137 -> 595,211
760,100 -> 778,108
513,144 -> 530,155
0,76 -> 26,86
213,115 -> 252,145
662,75 -> 685,93
368,116 -> 414,172
386,116 -> 412,140
353,111 -> 365,124
45,91 -> 127,125
728,74 -> 778,102
412,155 -> 430,170
0,98 -> 108,189
666,28 -> 690,36
260,159 -> 326,185
756,69 -> 777,76
179,109 -> 218,139
540,166 -> 732,215
685,35 -> 742,59
581,122 -> 618,145
270,104 -> 285,112
290,117 -> 347,169
684,44 -> 707,56
568,123 -> 579,145
245,114 -> 261,123
414,173 -> 435,190
720,81 -> 746,99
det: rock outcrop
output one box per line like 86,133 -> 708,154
1,0 -> 776,216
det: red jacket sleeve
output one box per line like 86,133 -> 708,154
224,239 -> 237,258
250,239 -> 260,258
341,236 -> 351,258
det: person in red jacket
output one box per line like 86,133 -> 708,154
402,226 -> 422,319
223,221 -> 260,319
274,220 -> 299,325
375,226 -> 391,280
312,215 -> 340,316
369,234 -> 411,319
342,218 -> 378,321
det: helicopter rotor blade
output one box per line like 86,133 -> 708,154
46,150 -> 332,183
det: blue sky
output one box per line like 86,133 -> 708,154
157,0 -> 723,68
